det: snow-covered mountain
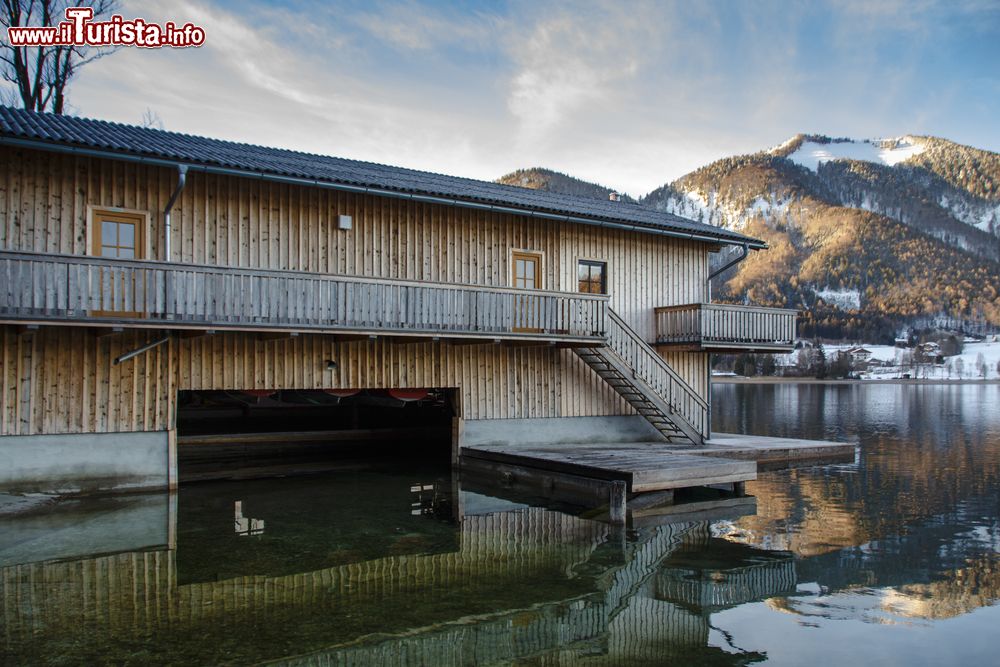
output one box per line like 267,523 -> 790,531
646,134 -> 999,261
499,134 -> 1000,340
778,135 -> 999,253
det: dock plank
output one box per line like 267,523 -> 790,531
463,442 -> 757,493
462,432 -> 855,494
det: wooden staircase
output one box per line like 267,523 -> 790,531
574,346 -> 699,444
575,310 -> 709,445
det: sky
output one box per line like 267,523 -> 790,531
56,0 -> 1000,196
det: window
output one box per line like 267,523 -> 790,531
92,210 -> 145,260
511,251 -> 544,333
511,251 -> 542,289
578,260 -> 607,294
88,209 -> 148,317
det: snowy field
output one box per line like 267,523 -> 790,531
779,340 -> 1000,380
786,137 -> 926,172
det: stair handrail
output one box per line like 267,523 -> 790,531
606,309 -> 709,436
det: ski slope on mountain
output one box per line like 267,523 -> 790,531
786,138 -> 926,171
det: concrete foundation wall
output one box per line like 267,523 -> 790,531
460,415 -> 665,449
0,431 -> 171,494
0,491 -> 173,567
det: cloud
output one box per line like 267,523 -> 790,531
503,2 -> 655,140
71,0 -> 520,184
351,1 -> 503,52
61,0 -> 1000,197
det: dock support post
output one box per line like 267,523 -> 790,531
451,417 -> 464,468
167,428 -> 178,491
733,481 -> 746,497
609,480 -> 627,525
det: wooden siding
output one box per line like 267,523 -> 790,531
0,146 -> 712,432
0,326 -> 174,435
0,326 -> 636,435
660,351 -> 708,405
0,147 -> 708,333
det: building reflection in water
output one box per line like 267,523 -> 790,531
2,383 -> 998,664
234,500 -> 265,537
2,472 -> 784,666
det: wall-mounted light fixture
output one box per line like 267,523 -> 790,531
337,214 -> 352,230
326,359 -> 338,370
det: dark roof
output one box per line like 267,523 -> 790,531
0,106 -> 762,247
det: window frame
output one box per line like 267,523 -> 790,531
509,249 -> 544,290
87,206 -> 151,261
577,258 -> 608,295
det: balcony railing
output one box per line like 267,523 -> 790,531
0,251 -> 608,342
654,303 -> 796,352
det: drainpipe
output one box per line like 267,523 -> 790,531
707,242 -> 750,301
163,165 -> 188,261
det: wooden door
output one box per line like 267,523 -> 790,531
91,210 -> 146,317
511,251 -> 542,332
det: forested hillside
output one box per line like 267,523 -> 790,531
499,135 -> 1000,341
498,168 -> 636,203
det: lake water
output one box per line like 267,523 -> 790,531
1,383 -> 998,666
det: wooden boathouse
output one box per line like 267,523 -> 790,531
0,106 -> 804,497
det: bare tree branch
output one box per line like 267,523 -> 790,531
0,0 -> 120,114
140,107 -> 163,130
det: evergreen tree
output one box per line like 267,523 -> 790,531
813,344 -> 828,379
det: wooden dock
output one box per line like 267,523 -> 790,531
463,443 -> 756,494
461,433 -> 856,521
699,432 -> 858,466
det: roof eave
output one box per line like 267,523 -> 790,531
0,134 -> 767,250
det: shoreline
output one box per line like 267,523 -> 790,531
713,376 -> 1000,385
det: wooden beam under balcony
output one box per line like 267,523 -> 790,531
92,326 -> 125,338
447,338 -> 502,347
386,336 -> 441,345
179,329 -> 216,340
654,303 -> 797,353
333,334 -> 379,344
257,331 -> 300,342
